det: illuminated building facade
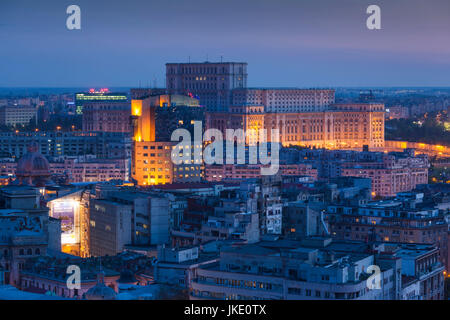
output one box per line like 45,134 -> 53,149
340,152 -> 429,198
132,141 -> 174,186
208,106 -> 265,145
131,96 -> 173,186
75,89 -> 127,115
48,191 -> 82,256
166,62 -> 247,112
79,189 -> 92,258
206,103 -> 385,149
131,94 -> 205,185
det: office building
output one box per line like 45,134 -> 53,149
0,106 -> 37,127
131,94 -> 204,185
89,198 -> 132,256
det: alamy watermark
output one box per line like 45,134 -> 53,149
366,5 -> 381,30
171,121 -> 280,176
66,4 -> 380,31
366,264 -> 382,290
66,5 -> 81,30
66,265 -> 81,290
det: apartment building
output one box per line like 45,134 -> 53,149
190,238 -> 399,300
396,244 -> 445,300
341,151 -> 429,198
326,193 -> 448,271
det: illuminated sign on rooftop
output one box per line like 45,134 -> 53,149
75,89 -> 128,114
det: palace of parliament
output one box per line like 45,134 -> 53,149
129,61 -> 385,186
206,102 -> 385,149
166,61 -> 385,149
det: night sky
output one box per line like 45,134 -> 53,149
1,0 -> 450,87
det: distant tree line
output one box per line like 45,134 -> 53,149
386,116 -> 450,146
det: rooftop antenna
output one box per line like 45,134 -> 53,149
94,256 -> 105,284
188,56 -> 191,63
220,55 -> 223,63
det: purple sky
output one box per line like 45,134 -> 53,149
1,0 -> 450,87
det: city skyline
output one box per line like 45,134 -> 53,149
1,0 -> 450,87
1,0 -> 450,303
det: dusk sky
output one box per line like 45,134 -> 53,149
1,0 -> 450,87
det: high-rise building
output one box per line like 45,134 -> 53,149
166,62 -> 247,112
130,96 -> 173,186
131,94 -> 205,185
